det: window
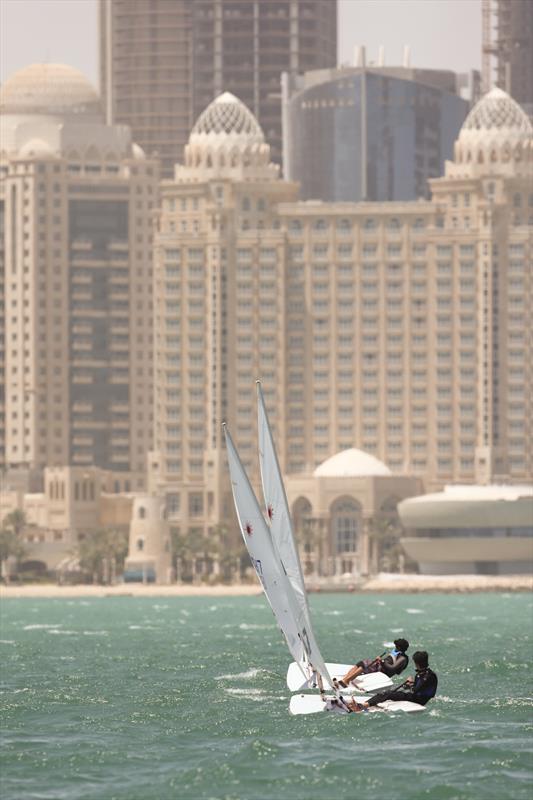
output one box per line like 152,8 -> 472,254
188,493 -> 203,516
333,499 -> 360,554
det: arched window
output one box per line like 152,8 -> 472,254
139,506 -> 146,519
136,537 -> 144,551
292,497 -> 313,552
331,498 -> 360,554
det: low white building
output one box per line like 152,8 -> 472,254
286,448 -> 423,579
399,485 -> 533,575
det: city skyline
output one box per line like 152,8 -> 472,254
1,0 -> 482,88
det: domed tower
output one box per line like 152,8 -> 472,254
446,88 -> 533,179
0,63 -> 158,490
151,93 -> 297,571
428,88 -> 533,486
176,92 -> 279,182
123,496 -> 171,583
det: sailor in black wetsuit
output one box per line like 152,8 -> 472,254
334,638 -> 410,688
349,650 -> 438,712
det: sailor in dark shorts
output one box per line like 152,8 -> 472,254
333,638 -> 410,688
348,650 -> 438,712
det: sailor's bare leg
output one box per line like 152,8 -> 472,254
339,664 -> 363,686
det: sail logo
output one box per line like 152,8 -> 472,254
267,505 -> 274,520
245,522 -> 253,536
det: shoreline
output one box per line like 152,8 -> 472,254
1,573 -> 531,598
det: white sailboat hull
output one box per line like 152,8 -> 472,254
289,694 -> 426,716
286,662 -> 393,693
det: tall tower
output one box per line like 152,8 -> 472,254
0,63 -> 158,491
482,0 -> 533,115
151,92 -> 297,538
99,0 -> 337,177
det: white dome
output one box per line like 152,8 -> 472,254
314,448 -> 392,478
189,92 -> 264,148
131,142 -> 146,160
0,63 -> 101,118
460,88 -> 532,140
19,138 -> 53,156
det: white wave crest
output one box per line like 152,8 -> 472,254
23,624 -> 61,630
239,623 -> 274,630
215,668 -> 263,681
406,608 -> 424,614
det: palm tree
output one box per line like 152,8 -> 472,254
367,516 -> 404,573
211,524 -> 245,583
0,510 -> 28,581
77,527 -> 129,584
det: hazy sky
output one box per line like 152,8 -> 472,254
1,0 -> 481,88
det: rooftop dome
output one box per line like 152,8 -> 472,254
0,63 -> 101,117
461,88 -> 532,138
314,448 -> 392,478
188,92 -> 264,148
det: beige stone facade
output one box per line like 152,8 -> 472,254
151,89 -> 532,571
0,64 -> 159,491
0,465 -> 134,572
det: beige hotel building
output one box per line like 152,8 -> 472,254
150,89 -> 532,556
0,64 -> 158,492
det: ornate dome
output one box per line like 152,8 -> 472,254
189,92 -> 264,146
0,63 -> 101,117
314,448 -> 392,478
450,87 -> 532,175
461,88 -> 532,138
181,91 -> 276,178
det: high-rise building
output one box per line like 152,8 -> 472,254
283,64 -> 469,202
482,0 -> 533,115
151,89 -> 532,550
99,0 -> 337,177
0,63 -> 158,490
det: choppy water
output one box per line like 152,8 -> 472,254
1,593 -> 532,800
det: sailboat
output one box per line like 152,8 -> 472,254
223,382 -> 425,716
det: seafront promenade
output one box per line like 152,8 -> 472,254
1,573 -> 531,598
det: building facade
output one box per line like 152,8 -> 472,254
151,89 -> 532,571
482,0 -> 533,116
99,0 -> 337,176
399,484 -> 533,575
283,64 -> 469,202
0,63 -> 158,491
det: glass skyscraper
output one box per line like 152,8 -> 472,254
283,66 -> 470,202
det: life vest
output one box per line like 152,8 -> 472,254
413,668 -> 438,699
384,647 -> 409,674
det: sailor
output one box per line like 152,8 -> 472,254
348,650 -> 438,712
333,638 -> 410,688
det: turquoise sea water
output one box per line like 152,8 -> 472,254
1,593 -> 532,800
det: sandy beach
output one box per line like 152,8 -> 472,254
1,573 -> 531,598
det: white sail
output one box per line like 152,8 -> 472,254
223,424 -> 306,668
257,382 -> 309,621
256,383 -> 333,690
